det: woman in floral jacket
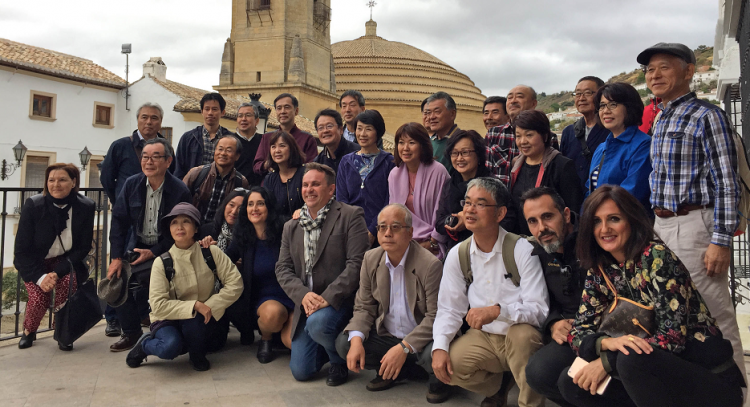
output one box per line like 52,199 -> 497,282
558,185 -> 744,407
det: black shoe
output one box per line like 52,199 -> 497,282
110,333 -> 142,352
256,339 -> 274,364
366,375 -> 396,392
190,354 -> 211,371
18,331 -> 36,349
326,363 -> 348,386
105,320 -> 121,337
426,380 -> 452,404
126,333 -> 151,368
58,342 -> 73,351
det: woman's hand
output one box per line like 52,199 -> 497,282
444,211 -> 466,233
199,236 -> 217,248
194,301 -> 213,324
39,273 -> 58,293
601,335 -> 653,356
573,358 -> 608,395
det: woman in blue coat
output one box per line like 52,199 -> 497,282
336,110 -> 395,246
585,82 -> 653,213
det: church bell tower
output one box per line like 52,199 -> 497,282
214,0 -> 338,118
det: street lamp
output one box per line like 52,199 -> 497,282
1,140 -> 28,180
79,146 -> 92,171
249,93 -> 271,133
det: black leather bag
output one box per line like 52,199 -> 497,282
53,259 -> 103,345
597,267 -> 655,339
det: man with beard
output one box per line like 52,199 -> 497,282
520,187 -> 586,407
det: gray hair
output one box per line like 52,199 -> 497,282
466,177 -> 512,208
136,102 -> 164,119
516,85 -> 538,101
144,138 -> 174,160
425,91 -> 457,112
238,102 -> 259,119
378,203 -> 413,227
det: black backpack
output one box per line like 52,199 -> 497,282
159,247 -> 222,293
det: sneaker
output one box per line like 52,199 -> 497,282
366,375 -> 396,392
126,333 -> 151,368
105,320 -> 121,337
326,363 -> 348,386
190,354 -> 211,371
426,380 -> 452,404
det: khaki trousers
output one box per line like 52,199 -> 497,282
448,324 -> 545,407
654,208 -> 747,381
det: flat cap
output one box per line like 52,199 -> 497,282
637,42 -> 696,65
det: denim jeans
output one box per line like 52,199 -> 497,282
141,314 -> 217,360
289,304 -> 352,381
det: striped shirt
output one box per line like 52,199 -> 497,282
649,92 -> 739,247
485,123 -> 519,187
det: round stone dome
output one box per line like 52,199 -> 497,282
332,20 -> 486,110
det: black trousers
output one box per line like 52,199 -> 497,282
335,330 -> 434,378
210,295 -> 255,351
525,341 -> 577,407
557,349 -> 744,407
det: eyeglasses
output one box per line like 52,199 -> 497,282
572,90 -> 595,99
460,200 -> 499,210
141,154 -> 166,162
376,224 -> 408,233
598,102 -> 620,112
316,123 -> 336,132
450,150 -> 475,158
237,113 -> 257,119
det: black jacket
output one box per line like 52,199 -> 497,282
109,172 -> 191,259
235,132 -> 263,186
313,138 -> 361,173
174,125 -> 236,179
560,121 -> 609,190
14,194 -> 96,284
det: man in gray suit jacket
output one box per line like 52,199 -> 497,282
276,163 -> 370,386
335,204 -> 451,403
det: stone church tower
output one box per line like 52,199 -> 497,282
214,0 -> 338,119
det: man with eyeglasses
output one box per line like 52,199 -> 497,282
313,108 -> 360,173
432,177 -> 548,407
639,42 -> 746,381
519,187 -> 585,407
234,103 -> 264,186
335,204 -> 452,403
560,76 -> 609,189
183,136 -> 249,222
252,93 -> 318,176
107,138 -> 191,352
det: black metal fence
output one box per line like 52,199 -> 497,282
0,188 -> 108,341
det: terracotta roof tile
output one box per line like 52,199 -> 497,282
0,38 -> 126,88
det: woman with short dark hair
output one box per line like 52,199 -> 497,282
585,82 -> 652,212
388,122 -> 449,258
510,110 -> 582,235
336,110 -> 395,246
14,163 -> 96,351
262,131 -> 305,217
559,185 -> 745,407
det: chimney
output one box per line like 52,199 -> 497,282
143,57 -> 167,82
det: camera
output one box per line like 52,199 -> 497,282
445,215 -> 458,228
123,250 -> 139,264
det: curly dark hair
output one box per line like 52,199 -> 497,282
233,186 -> 289,248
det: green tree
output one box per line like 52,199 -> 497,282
2,270 -> 28,310
550,103 -> 560,111
561,101 -> 574,108
635,71 -> 646,85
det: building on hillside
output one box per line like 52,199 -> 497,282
692,69 -> 718,86
546,108 -> 580,122
713,0 -> 746,137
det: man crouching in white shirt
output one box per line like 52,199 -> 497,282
432,177 -> 549,407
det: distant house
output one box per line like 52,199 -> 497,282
692,70 -> 718,86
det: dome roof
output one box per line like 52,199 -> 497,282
332,20 -> 485,108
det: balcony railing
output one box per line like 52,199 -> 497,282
0,188 -> 109,341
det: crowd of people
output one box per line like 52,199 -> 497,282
12,42 -> 748,407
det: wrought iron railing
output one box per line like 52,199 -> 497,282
0,188 -> 108,341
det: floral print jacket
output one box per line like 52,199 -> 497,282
568,241 -> 719,357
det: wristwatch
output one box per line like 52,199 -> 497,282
400,341 -> 410,354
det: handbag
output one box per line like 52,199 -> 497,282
53,235 -> 103,345
597,266 -> 655,339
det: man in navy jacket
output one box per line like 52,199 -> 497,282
107,138 -> 191,352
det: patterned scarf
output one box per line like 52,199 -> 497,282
354,153 -> 379,182
298,197 -> 335,287
216,221 -> 232,252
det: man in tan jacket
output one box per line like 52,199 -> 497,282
335,204 -> 451,403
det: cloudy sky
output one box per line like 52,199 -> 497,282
0,0 -> 719,98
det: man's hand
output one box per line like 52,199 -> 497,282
380,342 -> 409,380
550,319 -> 574,345
705,243 -> 731,277
131,248 -> 155,266
107,259 -> 123,279
194,301 -> 212,324
292,208 -> 301,220
465,305 -> 501,330
431,349 -> 453,385
347,336 -> 366,373
39,273 -> 58,293
302,292 -> 326,316
573,358 -> 608,395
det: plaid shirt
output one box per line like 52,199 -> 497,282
201,126 -> 229,165
650,92 -> 739,247
203,171 -> 229,222
485,123 -> 518,187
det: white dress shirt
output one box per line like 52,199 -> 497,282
432,227 -> 549,353
349,246 -> 418,351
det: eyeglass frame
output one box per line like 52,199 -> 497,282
316,123 -> 338,132
449,149 -> 476,158
572,90 -> 596,99
597,101 -> 620,112
460,200 -> 499,210
140,154 -> 167,162
375,223 -> 410,233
